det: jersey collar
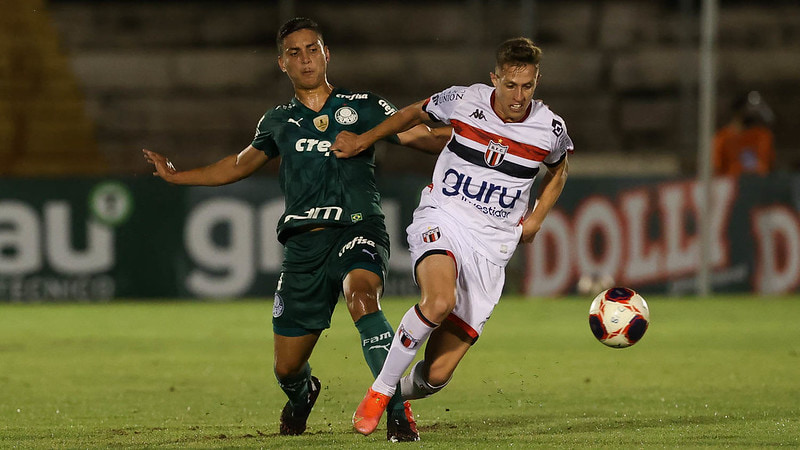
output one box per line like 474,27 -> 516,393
291,86 -> 343,113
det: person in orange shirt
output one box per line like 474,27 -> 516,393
713,91 -> 775,176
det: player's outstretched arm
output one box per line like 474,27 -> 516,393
398,125 -> 452,155
142,145 -> 270,186
332,99 -> 430,158
521,157 -> 568,243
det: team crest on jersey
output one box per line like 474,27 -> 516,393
334,106 -> 358,125
272,293 -> 284,318
422,227 -> 441,243
313,114 -> 329,132
484,140 -> 509,167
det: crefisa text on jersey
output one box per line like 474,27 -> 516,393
335,93 -> 369,100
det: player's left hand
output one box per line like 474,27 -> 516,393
520,222 -> 541,244
142,148 -> 178,180
331,131 -> 361,158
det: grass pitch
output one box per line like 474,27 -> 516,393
1,295 -> 798,448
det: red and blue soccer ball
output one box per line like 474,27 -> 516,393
589,287 -> 650,348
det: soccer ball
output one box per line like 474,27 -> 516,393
588,287 -> 650,348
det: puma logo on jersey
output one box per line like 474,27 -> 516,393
362,249 -> 378,260
368,343 -> 391,353
287,118 -> 303,127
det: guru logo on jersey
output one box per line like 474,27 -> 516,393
441,168 -> 521,208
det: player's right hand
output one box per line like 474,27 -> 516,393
331,131 -> 362,158
142,149 -> 178,180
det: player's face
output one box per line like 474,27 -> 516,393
278,28 -> 330,90
490,63 -> 539,122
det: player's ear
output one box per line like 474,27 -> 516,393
489,71 -> 499,88
278,56 -> 287,73
324,45 -> 331,63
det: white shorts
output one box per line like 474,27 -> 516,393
406,206 -> 506,342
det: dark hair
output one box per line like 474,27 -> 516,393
495,37 -> 542,70
276,17 -> 324,52
733,91 -> 774,127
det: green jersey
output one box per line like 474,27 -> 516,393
251,87 -> 399,243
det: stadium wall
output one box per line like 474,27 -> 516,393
1,175 -> 798,302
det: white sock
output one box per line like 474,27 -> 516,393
371,305 -> 437,396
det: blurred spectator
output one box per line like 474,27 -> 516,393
713,91 -> 775,176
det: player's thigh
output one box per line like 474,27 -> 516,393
273,332 -> 321,378
415,253 -> 458,324
274,268 -> 338,332
331,218 -> 390,320
275,230 -> 341,333
422,319 -> 473,386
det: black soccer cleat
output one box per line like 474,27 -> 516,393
279,376 -> 321,436
386,401 -> 420,442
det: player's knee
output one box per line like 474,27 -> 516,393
419,292 -> 455,324
343,271 -> 382,318
344,289 -> 380,320
273,359 -> 305,380
400,361 -> 450,400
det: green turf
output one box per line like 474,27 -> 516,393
1,296 -> 798,448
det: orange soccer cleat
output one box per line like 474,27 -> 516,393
352,387 -> 390,435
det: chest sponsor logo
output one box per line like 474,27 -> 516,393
441,168 -> 521,210
313,115 -> 329,132
335,106 -> 359,125
484,140 -> 509,167
295,138 -> 332,155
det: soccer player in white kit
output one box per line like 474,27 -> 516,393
332,37 -> 572,437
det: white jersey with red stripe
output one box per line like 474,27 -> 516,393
419,83 -> 573,265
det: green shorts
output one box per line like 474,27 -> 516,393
272,217 -> 390,336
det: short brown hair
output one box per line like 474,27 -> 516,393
495,37 -> 542,69
277,17 -> 324,52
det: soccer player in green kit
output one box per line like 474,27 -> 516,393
142,17 -> 449,441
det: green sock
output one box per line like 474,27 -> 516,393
355,311 -> 404,415
276,362 -> 311,411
